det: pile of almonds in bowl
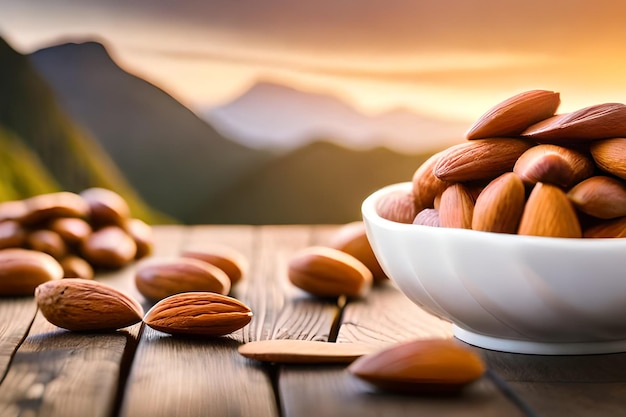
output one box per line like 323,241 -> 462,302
378,90 -> 626,238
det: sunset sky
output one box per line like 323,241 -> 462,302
2,1 -> 626,123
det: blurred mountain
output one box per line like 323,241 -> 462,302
203,81 -> 467,153
198,140 -> 428,224
30,41 -> 274,223
0,36 -> 167,223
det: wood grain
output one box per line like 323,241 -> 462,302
0,298 -> 37,383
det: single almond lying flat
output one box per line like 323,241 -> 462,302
0,248 -> 64,296
35,279 -> 143,331
522,103 -> 626,142
238,340 -> 378,364
348,338 -> 486,394
327,221 -> 387,280
466,90 -> 560,140
181,245 -> 248,285
144,292 -> 252,337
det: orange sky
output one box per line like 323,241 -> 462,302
2,1 -> 626,123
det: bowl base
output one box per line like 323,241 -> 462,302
453,325 -> 626,355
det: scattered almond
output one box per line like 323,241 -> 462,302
181,245 -> 247,285
18,192 -> 89,226
376,190 -> 418,224
513,144 -> 594,188
288,246 -> 372,298
125,218 -> 154,259
472,172 -> 526,234
135,257 -> 231,302
143,292 -> 253,337
438,183 -> 474,229
0,248 -> 64,296
589,138 -> 626,180
518,182 -> 582,238
348,338 -> 486,394
466,90 -> 560,139
48,217 -> 92,246
60,255 -> 95,279
80,187 -> 131,227
0,220 -> 26,249
81,226 -> 137,269
35,278 -> 143,331
327,221 -> 387,280
26,229 -> 68,260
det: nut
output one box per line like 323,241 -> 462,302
348,338 -> 486,394
35,278 -> 143,331
48,217 -> 92,246
17,192 -> 89,226
135,257 -> 231,302
590,138 -> 626,180
584,217 -> 626,238
472,172 -> 526,234
143,292 -> 253,337
81,226 -> 137,269
288,246 -> 372,298
522,103 -> 626,142
181,245 -> 247,285
80,187 -> 131,227
411,151 -> 449,212
327,221 -> 387,280
60,255 -> 95,279
433,138 -> 534,182
26,229 -> 68,260
0,220 -> 26,249
413,208 -> 440,227
567,176 -> 626,219
513,144 -> 594,188
376,190 -> 418,224
466,90 -> 560,140
518,182 -> 582,238
125,218 -> 154,259
0,248 -> 64,295
438,183 -> 474,229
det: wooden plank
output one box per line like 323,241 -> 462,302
120,225 -> 340,417
0,298 -> 37,383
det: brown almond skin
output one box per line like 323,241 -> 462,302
35,279 -> 143,331
135,257 -> 231,302
327,221 -> 387,281
80,187 -> 131,227
518,183 -> 582,238
60,255 -> 95,279
433,138 -> 534,182
143,292 -> 252,337
18,192 -> 89,226
513,144 -> 594,188
438,183 -> 474,229
125,218 -> 154,259
288,246 -> 373,298
413,208 -> 440,227
349,338 -> 486,394
0,248 -> 64,296
567,176 -> 626,219
26,229 -> 68,260
48,217 -> 92,246
411,151 -> 450,212
181,245 -> 247,285
584,216 -> 626,238
522,103 -> 626,142
472,172 -> 526,234
0,200 -> 29,222
466,90 -> 560,140
376,190 -> 418,224
0,220 -> 26,249
590,138 -> 626,180
81,226 -> 137,269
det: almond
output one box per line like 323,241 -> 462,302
81,226 -> 137,269
518,182 -> 582,237
0,248 -> 64,296
135,257 -> 231,302
26,229 -> 68,260
18,192 -> 89,226
48,217 -> 92,246
348,338 -> 486,394
0,200 -> 28,222
60,255 -> 95,279
411,151 -> 449,212
181,245 -> 247,285
522,103 -> 626,142
472,172 -> 526,234
413,208 -> 440,227
35,278 -> 143,331
80,187 -> 131,227
288,246 -> 372,298
438,183 -> 474,229
584,216 -> 626,238
433,138 -> 534,182
126,218 -> 154,259
327,221 -> 387,280
0,220 -> 26,249
466,90 -> 560,140
513,144 -> 594,188
567,176 -> 626,219
589,138 -> 626,179
143,292 -> 253,337
376,190 -> 418,224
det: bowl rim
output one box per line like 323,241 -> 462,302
361,181 -> 626,248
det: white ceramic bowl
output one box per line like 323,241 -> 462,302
362,182 -> 626,355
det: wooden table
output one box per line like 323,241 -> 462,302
2,225 -> 626,417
